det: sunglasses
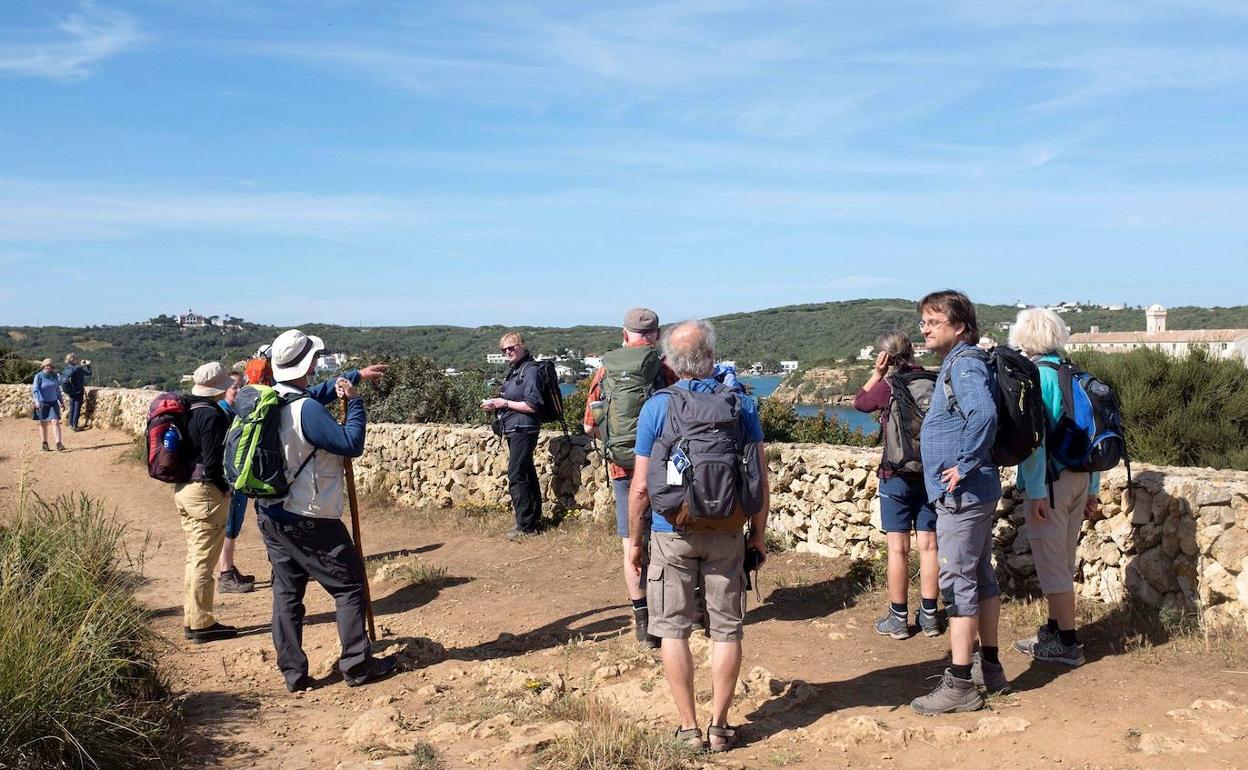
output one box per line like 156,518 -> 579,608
500,345 -> 519,354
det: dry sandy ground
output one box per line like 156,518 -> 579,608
2,420 -> 1246,770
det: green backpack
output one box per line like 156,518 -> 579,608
601,346 -> 664,470
223,385 -> 314,498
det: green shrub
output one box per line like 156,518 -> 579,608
0,493 -> 176,769
758,398 -> 876,447
359,355 -> 493,425
1070,347 -> 1248,470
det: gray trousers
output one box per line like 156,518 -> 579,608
258,514 -> 372,687
934,492 -> 1001,618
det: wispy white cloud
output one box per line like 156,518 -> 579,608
0,3 -> 144,81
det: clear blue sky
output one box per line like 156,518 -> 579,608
2,1 -> 1245,327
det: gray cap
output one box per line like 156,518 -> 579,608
623,307 -> 659,333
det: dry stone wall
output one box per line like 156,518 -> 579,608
3,384 -> 1245,628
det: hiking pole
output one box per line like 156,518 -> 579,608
341,397 -> 377,642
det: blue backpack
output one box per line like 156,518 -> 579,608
1037,359 -> 1128,475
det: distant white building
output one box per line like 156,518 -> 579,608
486,353 -> 507,365
914,345 -> 931,358
718,360 -> 736,370
536,353 -> 557,362
583,355 -> 603,370
554,364 -> 576,378
316,353 -> 346,371
780,360 -> 799,373
177,309 -> 208,327
1068,305 -> 1248,363
857,346 -> 875,361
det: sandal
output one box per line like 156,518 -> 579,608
674,726 -> 705,751
707,723 -> 737,753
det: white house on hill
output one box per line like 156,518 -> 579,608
1067,305 -> 1248,363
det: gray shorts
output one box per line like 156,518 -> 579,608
935,491 -> 1001,617
647,531 -> 746,642
613,477 -> 632,537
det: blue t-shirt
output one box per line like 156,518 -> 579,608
635,378 -> 765,534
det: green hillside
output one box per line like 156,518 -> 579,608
4,300 -> 1247,389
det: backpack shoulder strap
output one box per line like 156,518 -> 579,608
188,401 -> 217,412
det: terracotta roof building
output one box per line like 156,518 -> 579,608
1067,306 -> 1248,363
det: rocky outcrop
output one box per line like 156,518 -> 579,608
5,383 -> 1246,629
767,367 -> 859,406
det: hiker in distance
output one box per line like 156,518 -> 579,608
61,353 -> 92,431
853,330 -> 942,640
255,329 -> 395,691
215,371 -> 257,594
912,290 -> 1007,714
1010,308 -> 1104,667
30,358 -> 66,451
177,362 -> 239,643
628,320 -> 770,752
482,331 -> 545,541
582,307 -> 674,648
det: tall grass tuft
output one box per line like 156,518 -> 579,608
536,698 -> 698,770
0,492 -> 176,770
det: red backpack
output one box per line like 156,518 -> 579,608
146,393 -> 214,483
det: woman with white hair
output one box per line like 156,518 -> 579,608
1009,308 -> 1100,668
31,358 -> 65,451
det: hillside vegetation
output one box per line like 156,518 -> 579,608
4,300 -> 1248,389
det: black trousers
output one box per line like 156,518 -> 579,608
257,515 -> 372,687
506,430 -> 542,532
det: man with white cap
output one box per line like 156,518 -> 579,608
257,329 -> 394,692
179,361 -> 239,644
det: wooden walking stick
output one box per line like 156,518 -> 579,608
342,396 -> 377,642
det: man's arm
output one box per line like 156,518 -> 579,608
582,367 -> 606,435
949,355 -> 997,477
300,397 -> 366,458
627,456 -> 651,574
747,442 -> 770,552
304,370 -> 361,405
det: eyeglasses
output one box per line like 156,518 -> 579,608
500,345 -> 519,354
918,319 -> 948,330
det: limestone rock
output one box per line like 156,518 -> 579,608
498,721 -> 578,756
344,707 -> 407,749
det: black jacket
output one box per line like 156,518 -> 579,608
185,395 -> 229,493
498,355 -> 544,433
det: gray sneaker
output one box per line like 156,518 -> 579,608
1011,624 -> 1056,655
217,569 -> 255,594
1019,634 -> 1086,667
911,669 -> 985,715
874,611 -> 911,640
916,609 -> 944,637
971,651 -> 1011,694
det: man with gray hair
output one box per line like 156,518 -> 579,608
627,320 -> 770,752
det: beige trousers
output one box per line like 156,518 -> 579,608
174,481 -> 229,630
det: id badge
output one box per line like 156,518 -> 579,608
670,448 -> 691,474
666,461 -> 684,486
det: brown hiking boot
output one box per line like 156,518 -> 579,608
911,669 -> 985,715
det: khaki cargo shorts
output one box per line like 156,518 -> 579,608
647,531 -> 746,642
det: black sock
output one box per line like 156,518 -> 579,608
889,602 -> 907,618
950,663 -> 973,680
1046,618 -> 1058,632
631,598 -> 647,611
981,646 -> 1000,665
1058,629 -> 1078,647
920,598 -> 938,613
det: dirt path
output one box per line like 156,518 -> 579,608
2,420 -> 1246,770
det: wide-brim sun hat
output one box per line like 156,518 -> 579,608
271,329 -> 325,383
191,362 -> 233,397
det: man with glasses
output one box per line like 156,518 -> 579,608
911,289 -> 1007,714
482,332 -> 544,540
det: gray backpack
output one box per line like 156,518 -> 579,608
646,385 -> 765,523
880,368 -> 936,477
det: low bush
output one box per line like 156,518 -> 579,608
0,493 -> 176,770
758,398 -> 877,447
359,355 -> 493,426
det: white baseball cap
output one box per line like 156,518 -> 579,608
270,329 -> 325,383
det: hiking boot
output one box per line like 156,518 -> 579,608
1019,634 -> 1086,667
1012,624 -> 1056,655
505,528 -> 538,542
917,608 -> 944,637
286,674 -> 315,693
41,442 -> 50,452
874,611 -> 911,640
971,651 -> 1011,694
187,622 -> 238,644
55,442 -> 65,451
633,606 -> 661,648
218,568 -> 255,594
344,654 -> 399,687
911,669 -> 985,715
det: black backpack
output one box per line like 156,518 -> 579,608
944,346 -> 1045,468
881,368 -> 937,477
521,360 -> 566,426
645,385 -> 765,524
1036,359 -> 1129,475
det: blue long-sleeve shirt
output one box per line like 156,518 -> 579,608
296,372 -> 367,458
920,342 -> 1001,505
31,371 -> 61,405
1015,354 -> 1101,499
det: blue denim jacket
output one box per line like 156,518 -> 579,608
920,342 -> 1001,505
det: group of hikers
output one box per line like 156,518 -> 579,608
51,286 -> 1121,753
27,353 -> 92,450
